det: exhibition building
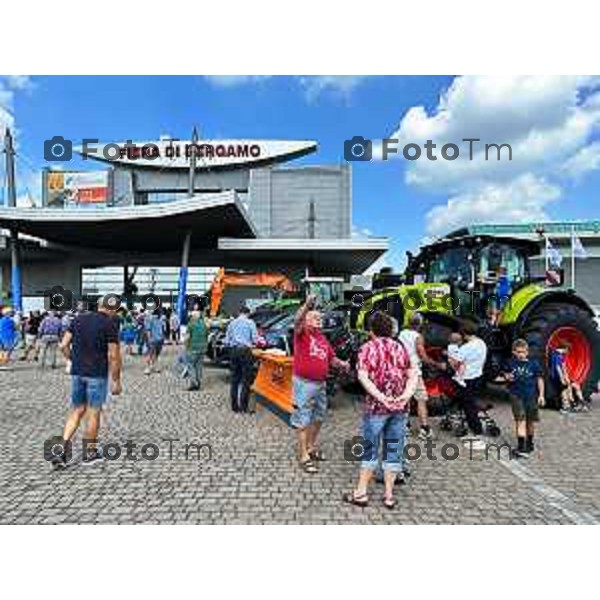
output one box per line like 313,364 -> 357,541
0,135 -> 389,310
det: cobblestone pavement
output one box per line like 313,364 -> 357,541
1,347 -> 599,524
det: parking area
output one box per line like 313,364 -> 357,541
1,347 -> 599,525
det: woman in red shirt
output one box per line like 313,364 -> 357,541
344,311 -> 417,509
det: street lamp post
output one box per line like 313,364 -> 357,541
176,126 -> 197,324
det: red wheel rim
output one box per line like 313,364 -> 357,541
547,326 -> 592,385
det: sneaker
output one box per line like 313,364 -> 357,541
82,447 -> 105,466
144,366 -> 151,375
512,448 -> 530,459
418,426 -> 433,441
463,438 -> 487,451
510,448 -> 533,459
560,407 -> 574,415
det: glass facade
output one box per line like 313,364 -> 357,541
82,266 -> 219,300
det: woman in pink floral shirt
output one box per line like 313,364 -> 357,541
343,312 -> 417,509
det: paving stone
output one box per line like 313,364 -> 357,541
1,347 -> 599,524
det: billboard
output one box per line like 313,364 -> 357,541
45,171 -> 109,207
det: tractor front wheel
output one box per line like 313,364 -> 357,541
519,303 -> 600,409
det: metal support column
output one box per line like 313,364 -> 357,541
176,231 -> 192,324
10,228 -> 22,313
4,128 -> 22,313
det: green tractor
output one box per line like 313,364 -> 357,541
351,232 -> 600,408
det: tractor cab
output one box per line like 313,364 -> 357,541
301,276 -> 345,308
406,235 -> 540,321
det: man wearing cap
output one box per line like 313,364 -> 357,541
52,295 -> 122,467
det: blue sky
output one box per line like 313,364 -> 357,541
2,75 -> 600,270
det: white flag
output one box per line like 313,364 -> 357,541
546,238 -> 563,267
572,234 -> 587,259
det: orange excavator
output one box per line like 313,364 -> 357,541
209,268 -> 296,317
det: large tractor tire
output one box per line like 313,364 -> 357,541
519,302 -> 600,409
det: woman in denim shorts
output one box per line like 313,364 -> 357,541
343,312 -> 418,509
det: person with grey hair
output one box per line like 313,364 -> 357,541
51,295 -> 122,467
225,304 -> 258,412
398,312 -> 444,440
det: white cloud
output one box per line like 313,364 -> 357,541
351,224 -> 373,238
203,75 -> 367,101
425,174 -> 561,237
381,76 -> 600,237
297,76 -> 367,101
0,77 -> 40,207
562,140 -> 600,179
0,83 -> 15,131
0,75 -> 35,134
0,75 -> 34,130
4,75 -> 33,91
388,76 -> 600,190
203,75 -> 271,87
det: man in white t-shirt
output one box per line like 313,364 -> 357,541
455,320 -> 488,450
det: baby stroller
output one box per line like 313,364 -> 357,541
438,395 -> 501,438
422,346 -> 501,438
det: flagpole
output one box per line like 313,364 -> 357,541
571,225 -> 576,289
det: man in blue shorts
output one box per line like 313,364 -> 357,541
51,296 -> 122,467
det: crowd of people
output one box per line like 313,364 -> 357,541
0,303 -> 192,374
284,294 -> 591,509
0,307 -> 73,368
1,290 -> 591,509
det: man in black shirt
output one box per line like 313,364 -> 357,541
53,296 -> 122,466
